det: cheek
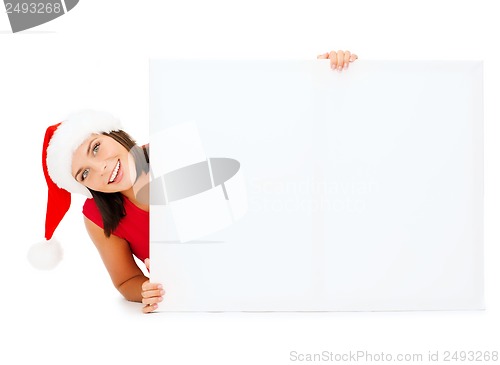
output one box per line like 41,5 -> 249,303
84,177 -> 99,190
126,151 -> 137,182
85,172 -> 107,190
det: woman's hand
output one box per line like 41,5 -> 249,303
317,50 -> 358,71
141,258 -> 165,313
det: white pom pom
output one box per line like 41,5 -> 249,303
27,237 -> 63,270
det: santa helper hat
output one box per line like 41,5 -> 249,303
27,110 -> 123,270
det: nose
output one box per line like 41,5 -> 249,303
90,158 -> 108,175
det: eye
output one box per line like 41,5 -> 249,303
92,142 -> 100,155
79,141 -> 100,181
82,169 -> 89,181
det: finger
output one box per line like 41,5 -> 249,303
142,281 -> 162,291
336,50 -> 344,70
142,288 -> 165,299
350,53 -> 358,62
142,284 -> 162,295
317,52 -> 329,59
142,303 -> 158,314
329,51 -> 337,69
344,51 -> 351,69
145,258 -> 150,271
142,295 -> 163,306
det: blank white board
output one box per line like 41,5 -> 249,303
149,60 -> 484,311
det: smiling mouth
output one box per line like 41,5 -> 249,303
108,160 -> 121,183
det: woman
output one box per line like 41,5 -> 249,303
32,50 -> 357,314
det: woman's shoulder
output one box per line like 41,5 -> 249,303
83,197 -> 97,210
82,198 -> 102,224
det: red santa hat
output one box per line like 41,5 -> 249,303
27,110 -> 122,270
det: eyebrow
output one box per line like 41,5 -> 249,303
74,138 -> 98,181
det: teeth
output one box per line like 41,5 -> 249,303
109,160 -> 120,183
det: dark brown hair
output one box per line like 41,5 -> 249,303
87,130 -> 149,237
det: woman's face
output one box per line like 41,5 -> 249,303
71,134 -> 137,193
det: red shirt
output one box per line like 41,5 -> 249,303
82,196 -> 149,262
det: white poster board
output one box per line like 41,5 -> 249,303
149,60 -> 483,312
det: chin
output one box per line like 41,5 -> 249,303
113,182 -> 133,193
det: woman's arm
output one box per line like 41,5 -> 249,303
84,217 -> 148,302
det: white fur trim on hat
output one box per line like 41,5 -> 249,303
46,110 -> 123,197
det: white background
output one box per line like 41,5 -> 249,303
0,1 -> 498,364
